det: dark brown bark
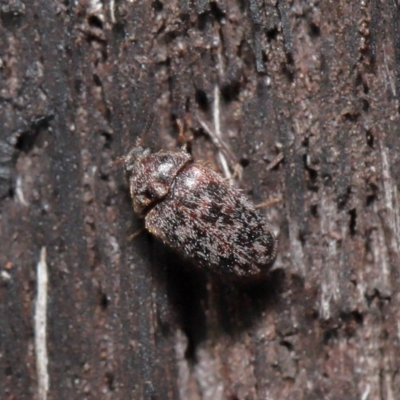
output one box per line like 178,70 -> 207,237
1,0 -> 400,399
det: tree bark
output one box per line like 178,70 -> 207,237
1,0 -> 400,399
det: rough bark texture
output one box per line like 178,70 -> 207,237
1,0 -> 400,399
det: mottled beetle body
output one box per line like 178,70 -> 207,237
124,146 -> 277,278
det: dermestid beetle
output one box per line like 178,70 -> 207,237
123,145 -> 277,279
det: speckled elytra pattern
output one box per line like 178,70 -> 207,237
124,146 -> 277,278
